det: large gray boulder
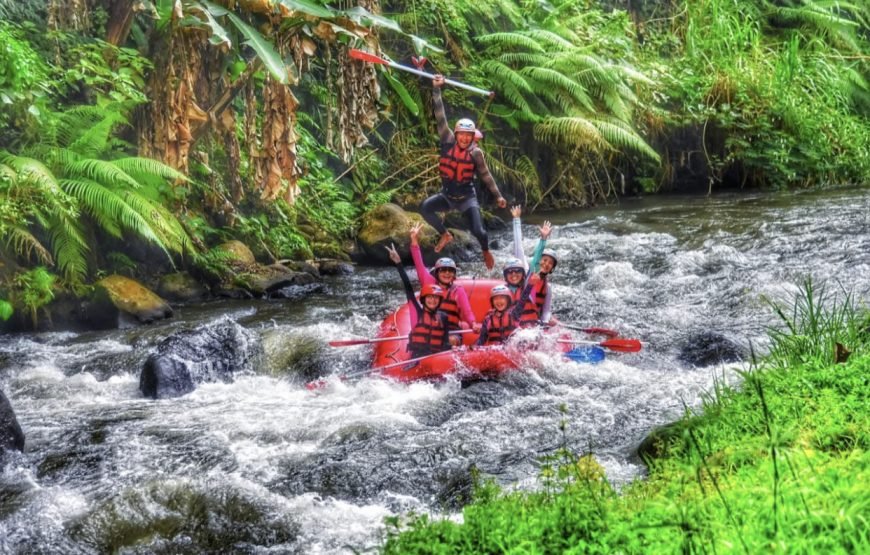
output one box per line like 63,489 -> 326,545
0,388 -> 25,453
357,203 -> 477,265
140,318 -> 263,399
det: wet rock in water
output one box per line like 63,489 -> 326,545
357,203 -> 477,265
69,480 -> 299,553
268,282 -> 324,301
261,329 -> 328,379
316,259 -> 354,276
156,272 -> 209,303
678,331 -> 746,367
87,275 -> 173,327
139,318 -> 262,399
0,388 -> 25,453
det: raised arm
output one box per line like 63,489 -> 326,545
409,222 -> 436,286
386,243 -> 422,312
529,221 -> 551,272
510,205 -> 529,270
432,77 -> 453,144
470,149 -> 506,208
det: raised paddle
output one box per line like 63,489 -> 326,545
349,49 -> 495,98
329,329 -> 473,347
557,338 -> 643,353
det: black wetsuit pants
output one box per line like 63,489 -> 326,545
420,193 -> 489,252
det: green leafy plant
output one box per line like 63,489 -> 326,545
12,266 -> 55,328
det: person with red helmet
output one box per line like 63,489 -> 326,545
408,222 -> 475,331
474,278 -> 537,346
385,243 -> 453,358
420,74 -> 507,271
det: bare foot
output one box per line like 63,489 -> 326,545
434,231 -> 453,253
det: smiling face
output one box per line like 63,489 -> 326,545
423,294 -> 442,311
455,131 -> 474,149
492,296 -> 510,311
436,267 -> 456,286
540,255 -> 556,274
505,268 -> 524,285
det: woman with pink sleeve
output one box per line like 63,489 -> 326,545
409,222 -> 475,331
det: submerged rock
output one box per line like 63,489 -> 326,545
139,318 -> 263,399
89,275 -> 173,327
69,480 -> 299,552
678,331 -> 746,367
0,388 -> 25,453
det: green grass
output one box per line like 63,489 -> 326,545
382,282 -> 870,553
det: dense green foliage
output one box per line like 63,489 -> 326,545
383,281 -> 870,553
0,0 -> 868,315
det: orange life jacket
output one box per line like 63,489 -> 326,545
439,143 -> 476,198
482,310 -> 517,345
408,310 -> 448,355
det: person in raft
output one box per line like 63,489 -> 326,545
385,243 -> 454,358
475,280 -> 537,346
408,222 -> 475,331
421,73 -> 508,271
502,206 -> 551,328
502,205 -> 555,327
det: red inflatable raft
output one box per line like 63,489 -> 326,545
371,278 -> 574,382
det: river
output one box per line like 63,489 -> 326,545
2,188 -> 868,553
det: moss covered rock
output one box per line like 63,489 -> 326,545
358,203 -> 477,265
92,275 -> 173,325
156,272 -> 209,303
216,240 -> 256,266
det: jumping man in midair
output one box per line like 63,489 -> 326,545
420,74 -> 507,270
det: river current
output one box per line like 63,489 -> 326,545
1,189 -> 868,553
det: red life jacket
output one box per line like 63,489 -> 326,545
439,285 -> 461,329
439,142 -> 476,198
509,283 -> 540,328
534,278 -> 548,316
408,310 -> 448,355
482,310 -> 517,345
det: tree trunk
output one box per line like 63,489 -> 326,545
105,0 -> 136,46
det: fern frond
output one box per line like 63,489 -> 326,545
477,32 -> 546,53
534,116 -> 606,151
0,153 -> 65,197
520,67 -> 595,112
5,226 -> 53,265
68,159 -> 142,189
497,52 -> 551,66
68,112 -> 128,157
61,178 -> 165,248
523,29 -> 573,50
47,214 -> 89,284
119,190 -> 187,256
112,157 -> 190,183
593,120 -> 661,162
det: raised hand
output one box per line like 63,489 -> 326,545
384,243 -> 402,265
409,222 -> 423,245
510,205 -> 522,219
433,74 -> 445,88
539,220 -> 552,240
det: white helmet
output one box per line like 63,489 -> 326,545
454,118 -> 476,134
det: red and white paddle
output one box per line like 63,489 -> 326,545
329,329 -> 473,347
349,49 -> 495,98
